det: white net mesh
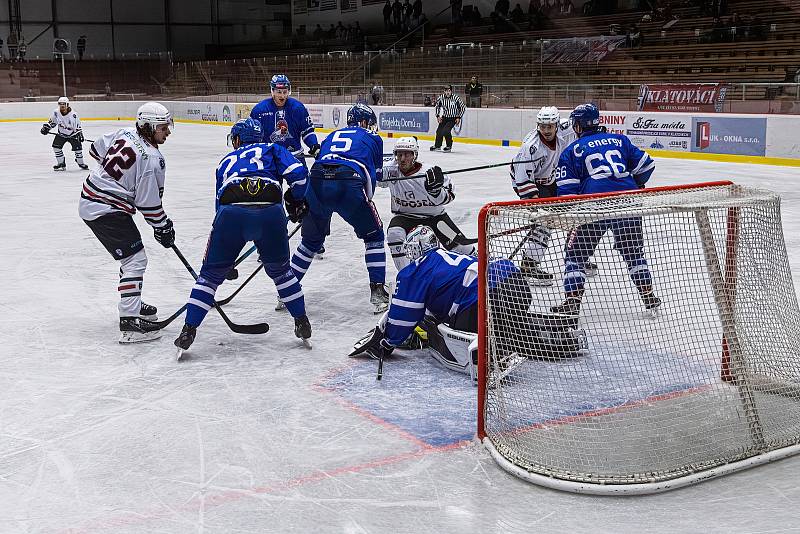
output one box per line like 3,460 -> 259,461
480,183 -> 800,491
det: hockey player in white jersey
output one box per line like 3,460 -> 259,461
79,102 -> 175,343
377,136 -> 476,271
40,97 -> 88,171
510,106 -> 596,284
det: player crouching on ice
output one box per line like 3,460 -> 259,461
349,226 -> 587,382
41,97 -> 88,171
173,118 -> 312,354
378,136 -> 476,272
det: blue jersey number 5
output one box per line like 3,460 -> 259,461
328,130 -> 355,153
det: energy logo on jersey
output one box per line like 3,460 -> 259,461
269,110 -> 293,143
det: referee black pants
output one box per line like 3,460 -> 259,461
434,118 -> 457,149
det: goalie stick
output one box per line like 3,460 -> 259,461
217,224 -> 302,306
381,158 -> 539,183
170,245 -> 270,334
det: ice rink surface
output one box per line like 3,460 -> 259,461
2,120 -> 800,534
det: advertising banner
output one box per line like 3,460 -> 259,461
691,117 -> 767,156
637,83 -> 727,113
626,114 -> 691,151
378,111 -> 430,133
307,105 -> 324,128
235,103 -> 255,121
599,112 -> 626,135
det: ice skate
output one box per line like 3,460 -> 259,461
53,162 -> 66,171
316,245 -> 325,260
139,302 -> 158,320
585,261 -> 599,278
77,161 -> 89,170
640,291 -> 662,317
550,297 -> 582,316
119,317 -> 162,344
443,146 -> 452,152
275,298 -> 286,311
294,315 -> 312,348
369,282 -> 390,314
520,258 -> 554,286
174,324 -> 197,360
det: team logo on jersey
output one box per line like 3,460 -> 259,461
332,107 -> 341,127
159,158 -> 165,170
404,191 -> 416,200
269,110 -> 293,143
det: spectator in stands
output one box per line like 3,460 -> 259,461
336,21 -> 346,39
558,0 -> 574,17
17,37 -> 26,62
413,0 -> 423,25
403,0 -> 413,27
384,0 -> 393,30
451,0 -> 463,24
465,75 -> 483,107
471,5 -> 482,24
393,0 -> 403,29
8,64 -> 14,84
510,3 -> 525,23
105,82 -> 112,98
7,33 -> 17,62
313,24 -> 324,41
371,81 -> 385,105
496,0 -> 510,17
77,35 -> 87,60
327,24 -> 336,39
627,24 -> 641,48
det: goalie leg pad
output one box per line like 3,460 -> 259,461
422,317 -> 478,383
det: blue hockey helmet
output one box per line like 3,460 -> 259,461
569,103 -> 601,131
347,103 -> 377,129
270,74 -> 291,92
230,118 -> 263,145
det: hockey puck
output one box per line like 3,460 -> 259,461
226,268 -> 239,280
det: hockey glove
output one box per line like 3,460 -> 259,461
308,144 -> 321,158
425,165 -> 445,197
348,327 -> 395,360
74,130 -> 84,143
153,219 -> 175,248
40,125 -> 51,135
284,188 -> 309,223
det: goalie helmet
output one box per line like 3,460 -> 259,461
270,74 -> 291,93
230,118 -> 263,145
347,103 -> 378,130
536,106 -> 560,125
58,96 -> 69,106
404,225 -> 440,261
136,101 -> 173,130
393,136 -> 418,161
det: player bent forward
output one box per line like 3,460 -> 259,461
78,102 -> 175,343
174,118 -> 312,354
41,96 -> 88,171
350,226 -> 586,382
378,136 -> 476,272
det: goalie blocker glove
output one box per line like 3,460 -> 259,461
425,165 -> 445,197
349,326 -> 395,360
153,219 -> 175,248
284,188 -> 309,223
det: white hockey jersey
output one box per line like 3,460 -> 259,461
377,159 -> 454,217
510,119 -> 576,199
45,107 -> 82,137
78,127 -> 170,229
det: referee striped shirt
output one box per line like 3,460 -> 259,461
435,93 -> 466,119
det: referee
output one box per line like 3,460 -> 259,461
430,84 -> 466,152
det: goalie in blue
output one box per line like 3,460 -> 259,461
173,118 -> 312,354
250,74 -> 320,157
551,103 -> 661,316
349,226 -> 587,381
287,103 -> 389,314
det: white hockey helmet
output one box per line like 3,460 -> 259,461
404,225 -> 440,261
136,101 -> 174,130
58,96 -> 69,106
393,136 -> 419,160
536,106 -> 560,125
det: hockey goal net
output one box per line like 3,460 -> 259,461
477,181 -> 800,494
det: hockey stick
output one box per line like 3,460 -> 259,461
381,158 -> 538,183
170,245 -> 269,334
217,224 -> 302,306
141,304 -> 187,330
47,131 -> 95,143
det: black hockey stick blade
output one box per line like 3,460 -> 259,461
170,245 -> 269,335
141,304 -> 187,330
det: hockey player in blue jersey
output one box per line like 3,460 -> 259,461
173,118 -> 312,354
349,226 -> 587,380
250,74 -> 320,157
551,103 -> 660,316
287,103 -> 389,313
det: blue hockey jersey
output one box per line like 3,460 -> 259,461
215,142 -> 307,210
555,131 -> 655,196
384,250 -> 517,346
249,97 -> 318,153
314,127 -> 384,198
